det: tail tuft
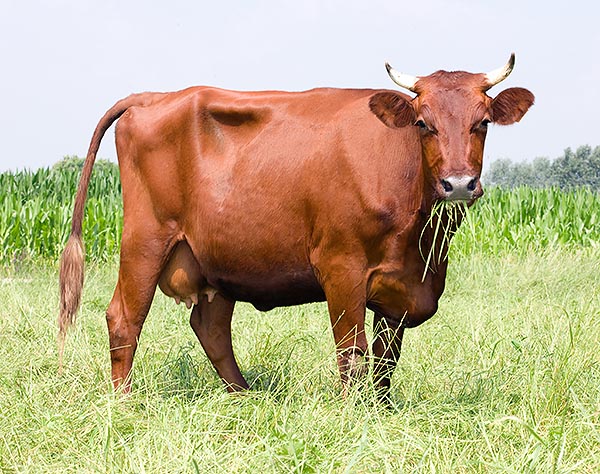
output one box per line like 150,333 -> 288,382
58,234 -> 85,369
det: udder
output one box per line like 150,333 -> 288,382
158,241 -> 218,308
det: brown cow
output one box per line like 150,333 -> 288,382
59,55 -> 533,398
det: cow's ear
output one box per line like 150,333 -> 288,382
369,92 -> 415,129
491,87 -> 534,125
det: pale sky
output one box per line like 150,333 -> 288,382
0,0 -> 598,172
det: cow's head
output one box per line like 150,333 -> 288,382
369,54 -> 534,202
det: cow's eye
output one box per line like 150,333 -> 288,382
415,119 -> 429,130
415,119 -> 437,135
472,119 -> 491,133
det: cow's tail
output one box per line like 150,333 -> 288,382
58,92 -> 160,370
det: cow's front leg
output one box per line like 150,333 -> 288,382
321,270 -> 369,393
372,312 -> 405,403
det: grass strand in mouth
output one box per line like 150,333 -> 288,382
419,200 -> 469,281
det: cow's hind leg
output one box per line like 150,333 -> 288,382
106,230 -> 174,392
190,293 -> 249,391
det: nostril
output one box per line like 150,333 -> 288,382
467,177 -> 478,192
440,179 -> 453,193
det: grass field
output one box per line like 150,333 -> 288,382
1,166 -> 599,472
1,248 -> 599,472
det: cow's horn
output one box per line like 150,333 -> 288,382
484,53 -> 515,89
385,62 -> 418,92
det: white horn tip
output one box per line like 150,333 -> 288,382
385,62 -> 418,92
507,52 -> 516,69
485,53 -> 516,88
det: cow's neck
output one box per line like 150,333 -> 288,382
365,194 -> 463,327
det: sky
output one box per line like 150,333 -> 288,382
0,0 -> 598,173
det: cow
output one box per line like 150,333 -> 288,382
59,54 -> 533,399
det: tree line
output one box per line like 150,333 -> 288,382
484,145 -> 600,189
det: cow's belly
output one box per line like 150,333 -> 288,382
212,269 -> 325,311
158,241 -> 325,311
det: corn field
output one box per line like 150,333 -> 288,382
453,186 -> 600,257
1,164 -> 599,264
0,162 -> 122,263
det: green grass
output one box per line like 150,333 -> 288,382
1,246 -> 599,472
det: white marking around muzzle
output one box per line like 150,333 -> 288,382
442,176 -> 475,201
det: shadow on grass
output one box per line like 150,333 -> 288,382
152,340 -> 417,412
154,341 -> 299,402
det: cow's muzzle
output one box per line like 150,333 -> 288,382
439,175 -> 483,202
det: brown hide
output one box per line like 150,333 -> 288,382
59,63 -> 533,397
